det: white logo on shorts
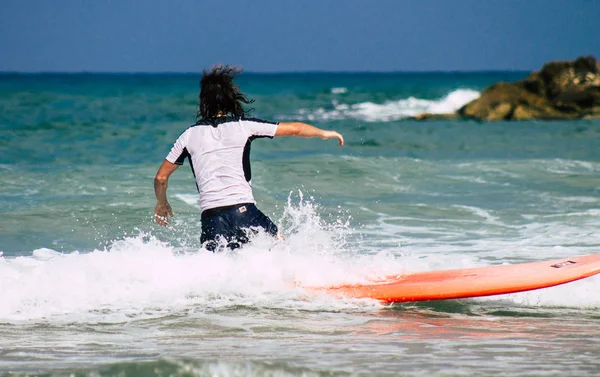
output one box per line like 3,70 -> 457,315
239,206 -> 247,213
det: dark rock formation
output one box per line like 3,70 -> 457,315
416,56 -> 600,121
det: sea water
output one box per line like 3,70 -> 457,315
1,72 -> 600,376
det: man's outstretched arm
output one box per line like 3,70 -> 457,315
154,159 -> 179,226
275,122 -> 344,146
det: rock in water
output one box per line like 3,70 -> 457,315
416,56 -> 600,121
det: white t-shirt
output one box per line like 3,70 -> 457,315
165,117 -> 278,213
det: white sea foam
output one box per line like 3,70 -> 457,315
1,193 -> 598,323
0,195 -> 394,322
173,193 -> 200,206
299,89 -> 480,122
331,87 -> 348,94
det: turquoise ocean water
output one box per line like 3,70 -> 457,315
1,72 -> 600,376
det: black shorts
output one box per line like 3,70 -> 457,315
200,203 -> 278,251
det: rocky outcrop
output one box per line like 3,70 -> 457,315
417,56 -> 600,121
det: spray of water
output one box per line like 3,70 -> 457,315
1,192 -> 598,323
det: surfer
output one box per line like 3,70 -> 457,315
153,65 -> 344,251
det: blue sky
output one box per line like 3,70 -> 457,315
1,0 -> 599,72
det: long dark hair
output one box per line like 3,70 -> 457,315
197,65 -> 254,121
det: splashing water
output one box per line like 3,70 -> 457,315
296,89 -> 481,122
0,194 -> 407,323
2,189 -> 599,324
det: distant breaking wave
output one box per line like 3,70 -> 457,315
297,89 -> 480,122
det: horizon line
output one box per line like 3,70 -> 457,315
0,69 -> 533,75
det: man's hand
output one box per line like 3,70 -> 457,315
154,160 -> 179,226
322,130 -> 344,146
154,202 -> 173,226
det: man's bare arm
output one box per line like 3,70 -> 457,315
154,160 -> 179,226
275,122 -> 344,146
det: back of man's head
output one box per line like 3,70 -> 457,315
198,65 -> 254,120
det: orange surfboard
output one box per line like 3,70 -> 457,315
314,253 -> 600,303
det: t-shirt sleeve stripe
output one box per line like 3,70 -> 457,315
165,129 -> 190,165
169,147 -> 190,165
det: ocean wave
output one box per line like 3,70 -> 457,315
330,87 -> 348,94
0,195 -> 397,322
298,89 -> 480,122
3,190 -> 599,323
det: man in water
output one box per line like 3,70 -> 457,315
154,65 -> 344,251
